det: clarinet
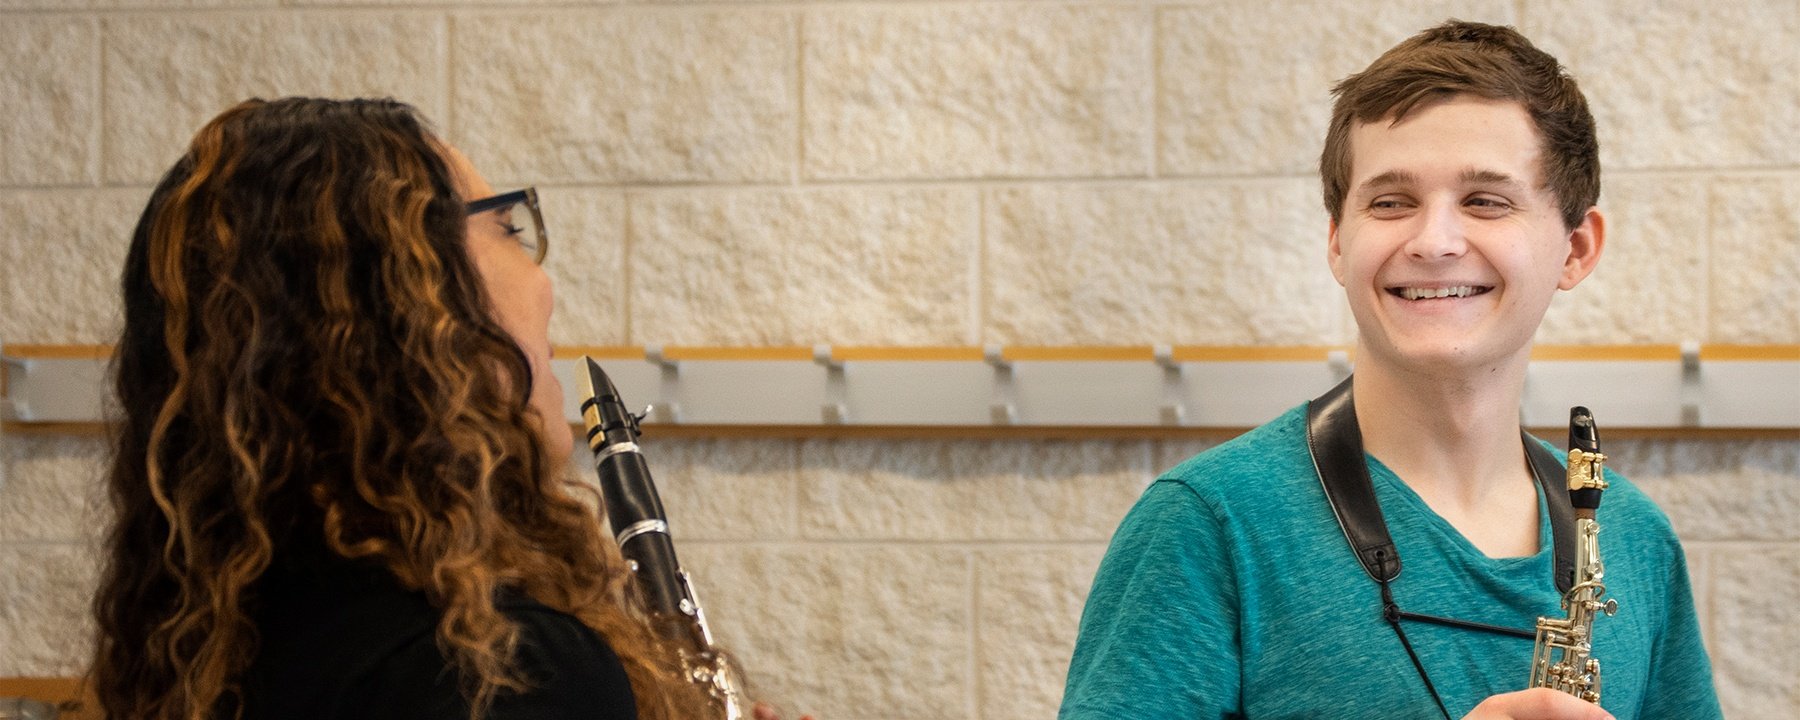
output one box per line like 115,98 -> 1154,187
579,356 -> 747,719
1528,406 -> 1618,704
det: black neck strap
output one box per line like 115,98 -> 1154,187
1305,376 -> 1577,593
1305,376 -> 1578,719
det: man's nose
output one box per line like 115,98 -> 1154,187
1405,200 -> 1469,260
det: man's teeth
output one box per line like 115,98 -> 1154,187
1399,286 -> 1479,300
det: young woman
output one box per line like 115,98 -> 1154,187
90,97 -> 778,720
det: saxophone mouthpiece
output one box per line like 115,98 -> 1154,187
1569,406 -> 1600,455
1566,406 -> 1607,510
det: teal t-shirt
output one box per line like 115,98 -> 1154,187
1061,405 -> 1721,720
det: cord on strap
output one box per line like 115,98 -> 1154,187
1377,550 -> 1452,720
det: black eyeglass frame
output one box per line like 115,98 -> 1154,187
465,187 -> 547,264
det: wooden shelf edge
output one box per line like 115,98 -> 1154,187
0,677 -> 96,720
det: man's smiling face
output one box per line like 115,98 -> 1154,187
1328,94 -> 1601,375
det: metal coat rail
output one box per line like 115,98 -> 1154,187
6,343 -> 1797,437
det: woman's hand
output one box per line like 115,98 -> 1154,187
1462,689 -> 1614,720
752,701 -> 816,720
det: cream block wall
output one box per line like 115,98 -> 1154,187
1158,0 -> 1519,176
2,1 -> 1796,718
984,181 -> 1338,344
455,10 -> 795,185
803,6 -> 1152,180
630,188 -> 979,344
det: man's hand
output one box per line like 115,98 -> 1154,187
752,701 -> 816,720
1462,689 -> 1615,720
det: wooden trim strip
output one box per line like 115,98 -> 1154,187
831,346 -> 986,362
1002,346 -> 1155,362
1702,344 -> 1800,361
10,343 -> 1800,363
1170,345 -> 1344,362
0,677 -> 96,719
552,345 -> 643,360
0,344 -> 113,359
0,422 -> 111,437
658,346 -> 815,362
1530,344 -> 1682,361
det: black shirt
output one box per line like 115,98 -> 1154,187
243,555 -> 637,720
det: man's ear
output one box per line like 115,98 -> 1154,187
1327,217 -> 1347,286
1558,207 -> 1605,291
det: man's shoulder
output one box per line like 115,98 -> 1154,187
1158,403 -> 1316,501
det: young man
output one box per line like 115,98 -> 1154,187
1059,22 -> 1721,720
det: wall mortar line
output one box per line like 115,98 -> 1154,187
441,11 -> 455,140
622,191 -> 636,343
89,13 -> 103,188
793,7 -> 806,187
969,547 -> 982,720
972,190 -> 987,344
1700,176 -> 1714,355
424,168 -> 1800,195
1148,4 -> 1162,179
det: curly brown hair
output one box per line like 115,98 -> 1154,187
91,97 -> 710,720
1319,20 -> 1600,229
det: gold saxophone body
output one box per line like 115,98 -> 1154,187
1528,407 -> 1618,704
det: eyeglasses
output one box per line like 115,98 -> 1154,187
465,187 -> 547,264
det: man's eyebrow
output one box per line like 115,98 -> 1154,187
1354,170 -> 1419,195
1460,168 -> 1528,190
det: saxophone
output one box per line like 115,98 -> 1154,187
578,356 -> 748,719
1528,406 -> 1618,704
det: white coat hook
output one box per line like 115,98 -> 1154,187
0,352 -> 25,421
1679,340 -> 1703,427
986,344 -> 1017,425
1328,350 -> 1353,382
644,345 -> 682,424
984,344 -> 1010,370
816,344 -> 848,424
1154,344 -> 1186,426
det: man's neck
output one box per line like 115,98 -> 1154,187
1350,347 -> 1532,511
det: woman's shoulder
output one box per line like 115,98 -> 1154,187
246,559 -> 638,719
490,591 -> 640,717
358,591 -> 639,720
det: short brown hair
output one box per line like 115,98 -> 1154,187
1319,20 -> 1599,229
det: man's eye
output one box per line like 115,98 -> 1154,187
1368,197 -> 1412,217
503,223 -> 524,236
1466,196 -> 1512,215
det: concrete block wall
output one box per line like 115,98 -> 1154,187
1,1 -> 1795,718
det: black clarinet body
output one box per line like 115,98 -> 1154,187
579,357 -> 746,719
582,359 -> 688,621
